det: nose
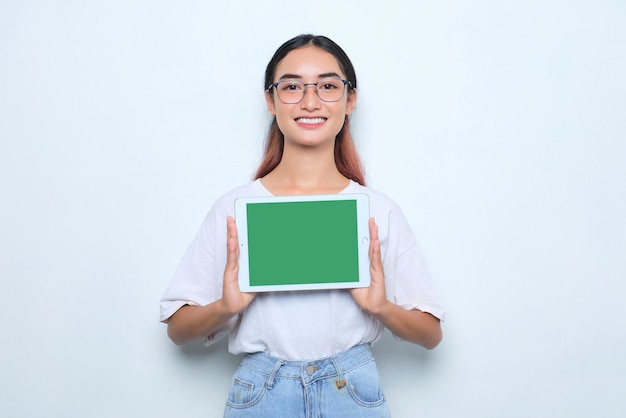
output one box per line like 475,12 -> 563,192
300,84 -> 321,109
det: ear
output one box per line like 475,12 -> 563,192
345,88 -> 357,116
265,91 -> 277,116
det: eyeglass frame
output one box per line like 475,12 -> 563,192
266,78 -> 353,104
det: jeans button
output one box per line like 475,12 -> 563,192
306,365 -> 317,375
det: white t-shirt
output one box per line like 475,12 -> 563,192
160,180 -> 445,360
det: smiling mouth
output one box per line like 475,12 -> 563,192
295,117 -> 327,124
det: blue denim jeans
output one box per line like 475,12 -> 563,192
223,344 -> 391,418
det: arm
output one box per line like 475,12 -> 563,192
350,218 -> 442,350
167,216 -> 255,345
369,302 -> 442,350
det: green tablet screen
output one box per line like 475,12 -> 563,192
245,199 -> 359,287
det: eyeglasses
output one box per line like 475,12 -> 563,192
267,78 -> 352,104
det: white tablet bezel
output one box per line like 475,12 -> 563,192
234,193 -> 371,292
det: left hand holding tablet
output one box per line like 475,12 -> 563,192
349,217 -> 389,315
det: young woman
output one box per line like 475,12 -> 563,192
160,34 -> 445,418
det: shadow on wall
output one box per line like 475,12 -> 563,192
178,338 -> 242,361
371,332 -> 444,376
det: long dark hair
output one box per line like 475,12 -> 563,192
253,34 -> 365,185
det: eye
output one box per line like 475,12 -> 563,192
280,81 -> 303,91
318,79 -> 342,91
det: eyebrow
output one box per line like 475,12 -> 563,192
277,72 -> 342,80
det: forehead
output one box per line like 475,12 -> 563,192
274,45 -> 345,79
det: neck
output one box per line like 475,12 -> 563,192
261,141 -> 349,195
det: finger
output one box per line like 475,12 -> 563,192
369,217 -> 378,241
225,216 -> 239,272
368,218 -> 382,271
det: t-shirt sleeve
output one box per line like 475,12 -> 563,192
383,204 -> 446,322
159,201 -> 236,343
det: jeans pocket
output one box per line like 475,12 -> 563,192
226,366 -> 268,409
345,360 -> 386,407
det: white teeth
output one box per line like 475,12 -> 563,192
296,117 -> 326,124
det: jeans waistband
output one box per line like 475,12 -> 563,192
240,344 -> 374,386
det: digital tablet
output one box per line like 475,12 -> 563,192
234,193 -> 371,292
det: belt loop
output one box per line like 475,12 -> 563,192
330,357 -> 347,389
265,359 -> 284,390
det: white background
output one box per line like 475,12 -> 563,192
1,1 -> 625,417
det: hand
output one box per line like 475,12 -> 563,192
221,216 -> 256,315
350,217 -> 389,316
